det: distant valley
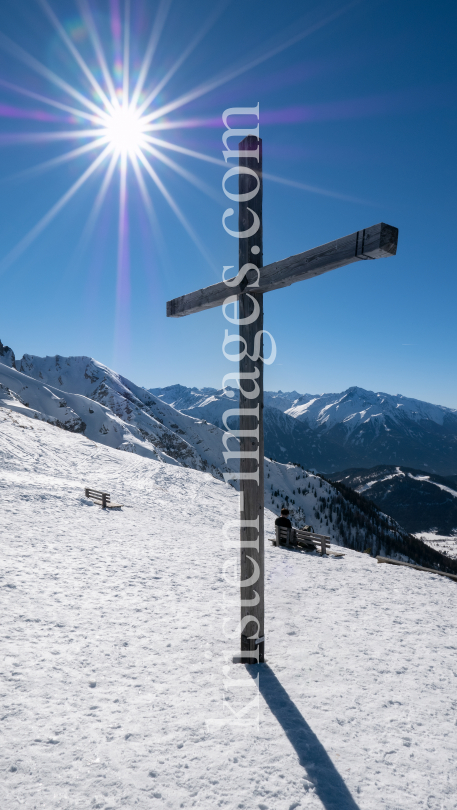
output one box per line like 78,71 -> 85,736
327,465 -> 457,537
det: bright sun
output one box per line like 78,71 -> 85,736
104,107 -> 146,155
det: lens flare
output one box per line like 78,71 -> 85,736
104,107 -> 145,155
0,0 -> 360,280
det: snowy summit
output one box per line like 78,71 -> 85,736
1,342 -> 457,809
1,390 -> 457,809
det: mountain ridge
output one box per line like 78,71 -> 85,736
1,342 -> 456,565
151,383 -> 457,476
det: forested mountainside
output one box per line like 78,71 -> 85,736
327,465 -> 457,536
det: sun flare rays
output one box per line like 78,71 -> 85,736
0,0 -> 361,339
0,1 -> 231,283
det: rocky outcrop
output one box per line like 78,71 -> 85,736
0,339 -> 16,369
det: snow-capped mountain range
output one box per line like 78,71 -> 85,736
151,383 -> 457,476
2,338 -> 457,564
0,342 -> 324,529
0,347 -> 229,478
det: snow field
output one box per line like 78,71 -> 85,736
1,413 -> 457,809
415,532 -> 457,560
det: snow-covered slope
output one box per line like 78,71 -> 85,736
5,353 -> 237,477
2,344 -> 455,566
1,411 -> 457,810
4,354 -> 346,517
149,386 -> 339,477
0,351 -> 411,556
151,383 -> 457,476
0,349 -> 362,541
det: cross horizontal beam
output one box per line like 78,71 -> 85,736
166,222 -> 398,318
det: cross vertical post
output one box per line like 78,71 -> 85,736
165,134 -> 398,665
238,135 -> 264,664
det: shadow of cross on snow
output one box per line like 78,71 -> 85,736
247,665 -> 361,810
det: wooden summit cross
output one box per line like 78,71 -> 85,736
167,135 -> 398,665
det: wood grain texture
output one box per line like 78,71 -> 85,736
297,531 -> 330,541
238,136 -> 264,664
166,222 -> 398,318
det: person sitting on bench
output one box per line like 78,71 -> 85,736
275,507 -> 292,530
274,508 -> 317,549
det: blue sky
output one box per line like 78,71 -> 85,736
0,0 -> 456,406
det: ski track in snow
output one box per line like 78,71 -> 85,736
1,414 -> 457,809
408,475 -> 457,499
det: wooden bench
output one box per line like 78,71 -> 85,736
273,525 -> 331,554
84,488 -> 123,509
